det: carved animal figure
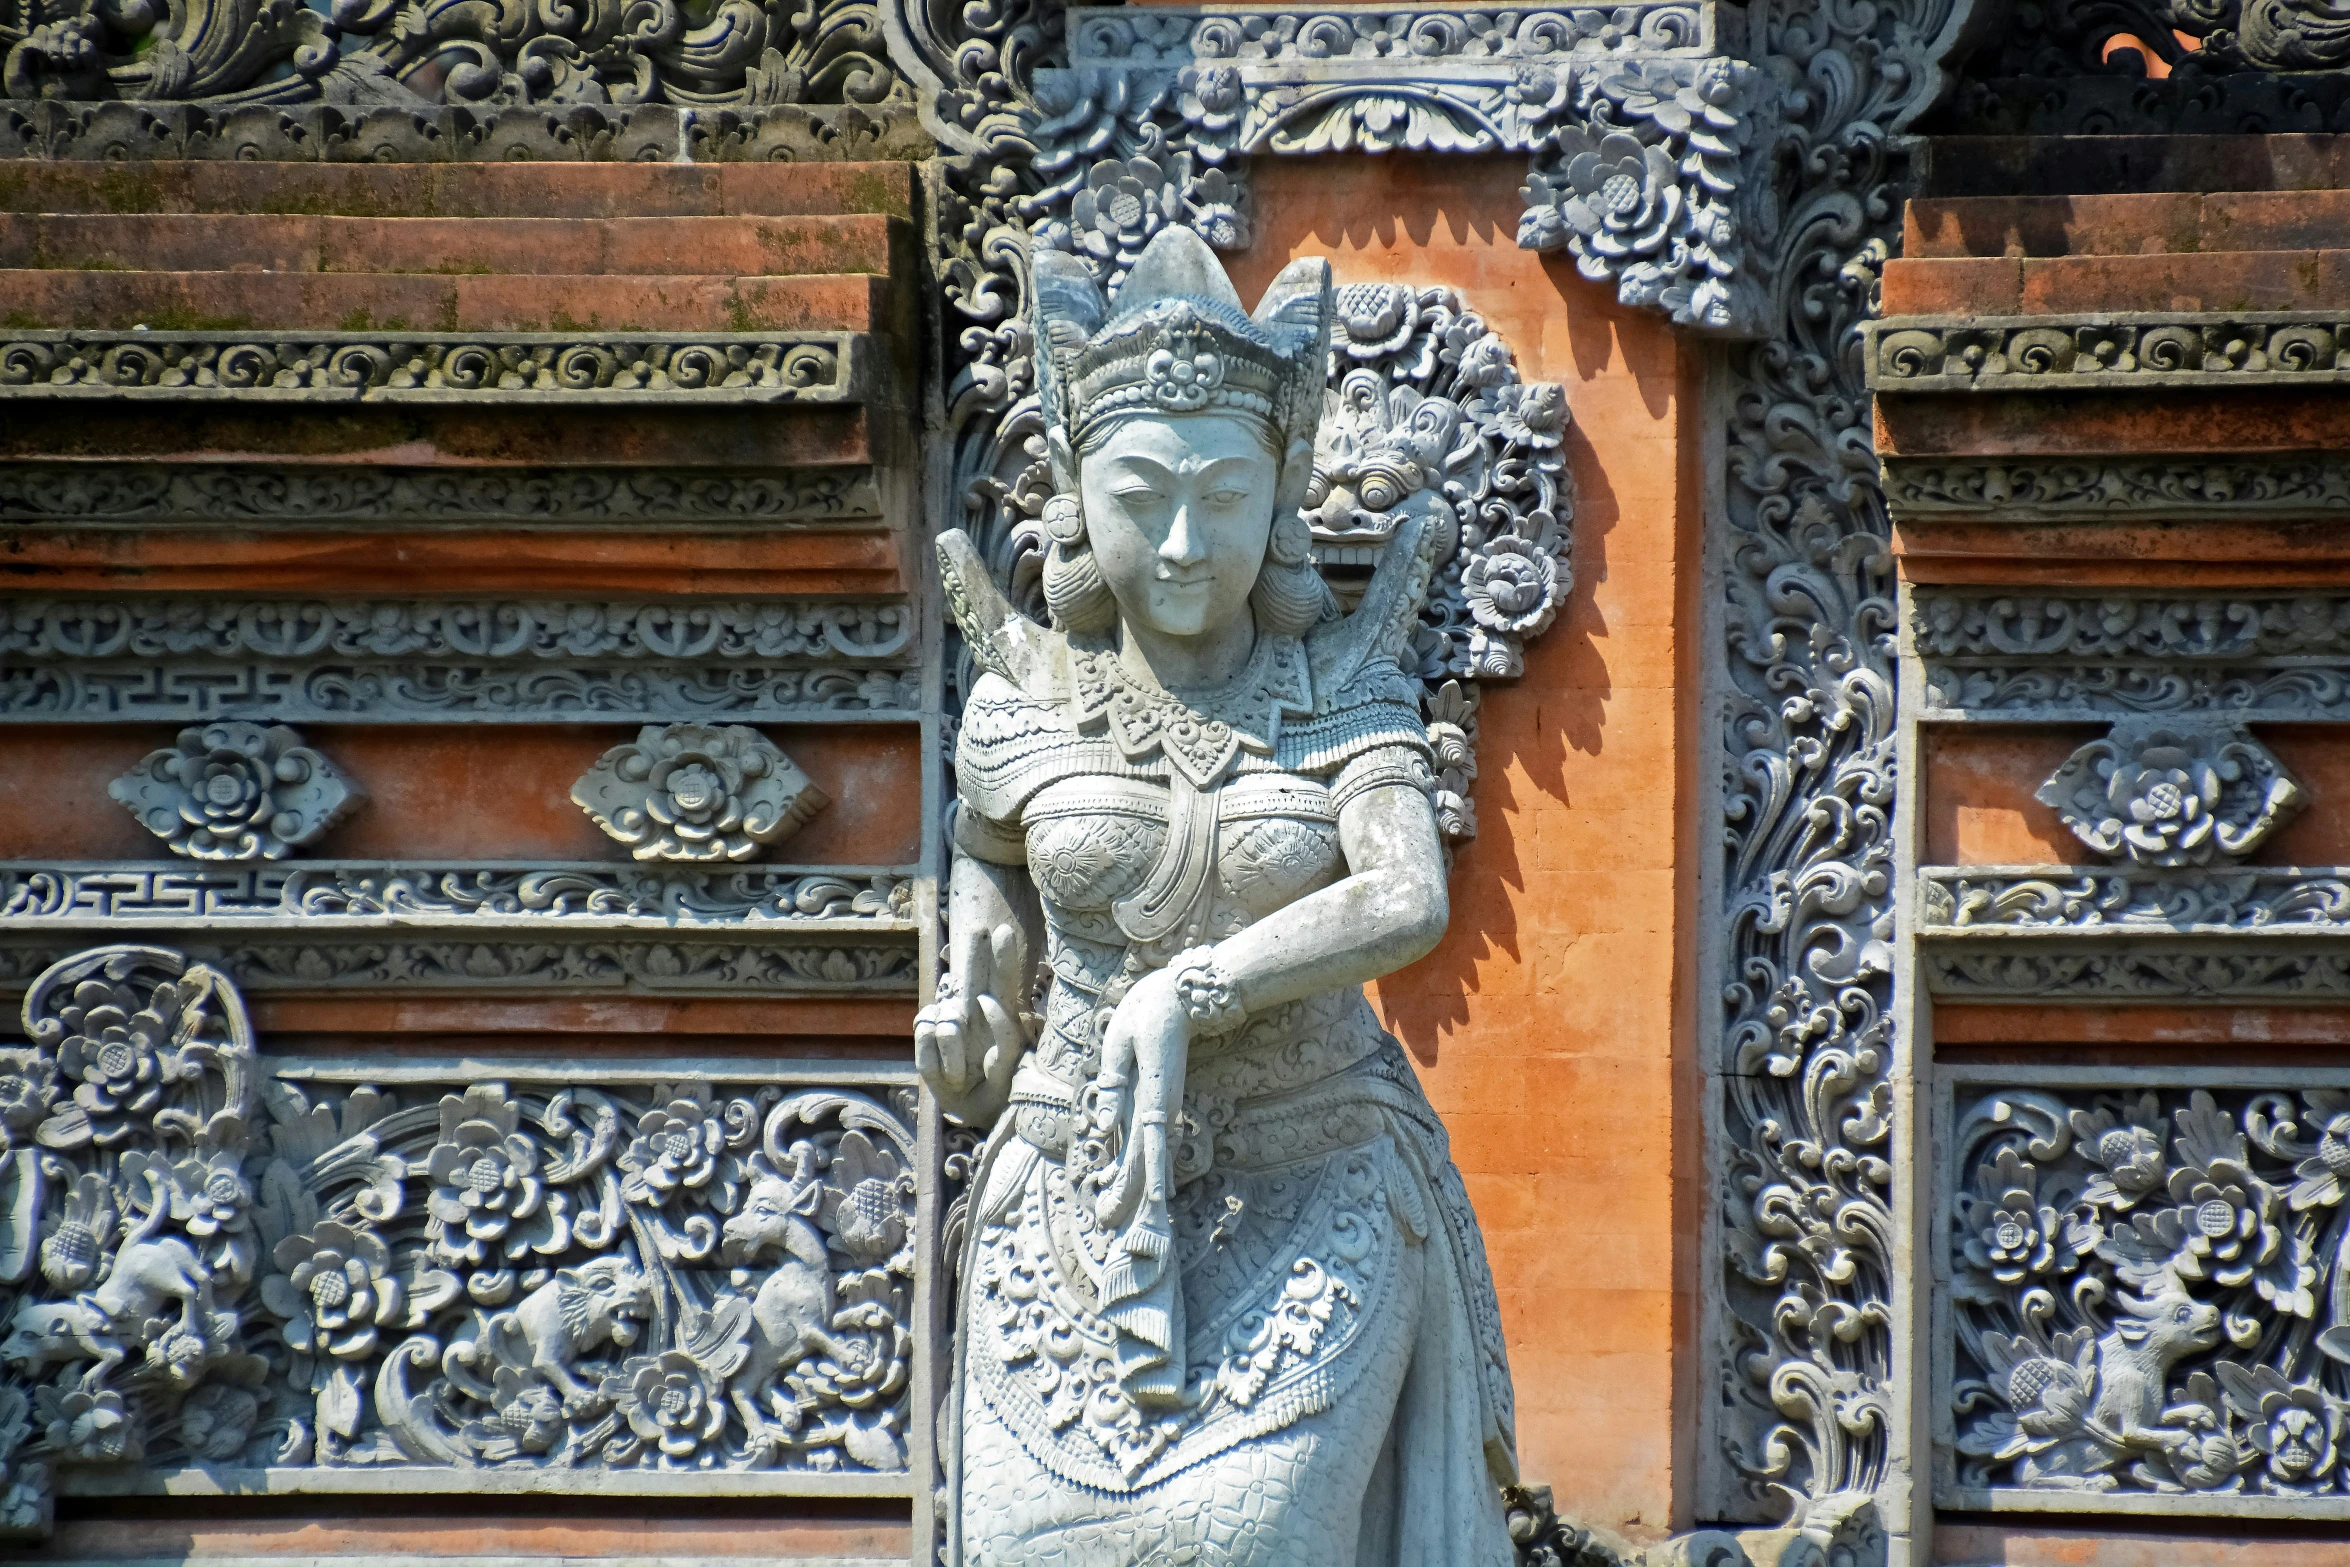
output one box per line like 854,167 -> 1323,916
717,1168 -> 838,1433
1985,1288 -> 2225,1488
1,1202 -> 217,1387
485,1254 -> 654,1413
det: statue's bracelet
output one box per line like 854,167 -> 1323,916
1170,947 -> 1246,1036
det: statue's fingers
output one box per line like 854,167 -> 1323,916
989,922 -> 1023,992
975,994 -> 1023,1089
934,1014 -> 969,1091
914,1018 -> 943,1086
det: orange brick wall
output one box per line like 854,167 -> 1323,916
1229,154 -> 1703,1540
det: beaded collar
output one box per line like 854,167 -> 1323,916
1068,632 -> 1313,789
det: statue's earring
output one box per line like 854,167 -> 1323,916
1044,493 -> 1086,547
1268,509 -> 1313,568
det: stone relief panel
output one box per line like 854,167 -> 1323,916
1947,1076 -> 2350,1512
0,944 -> 930,1544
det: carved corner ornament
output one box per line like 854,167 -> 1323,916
108,722 -> 359,861
2035,720 -> 2305,868
572,723 -> 830,863
0,943 -> 923,1542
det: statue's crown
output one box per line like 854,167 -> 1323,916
1033,228 -> 1332,449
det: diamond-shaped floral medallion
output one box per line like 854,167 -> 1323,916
2034,719 -> 2306,868
108,722 -> 358,861
572,723 -> 829,863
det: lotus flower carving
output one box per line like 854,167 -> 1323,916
572,724 -> 829,863
2036,720 -> 2305,868
109,722 -> 357,861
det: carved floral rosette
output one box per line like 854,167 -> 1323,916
1949,1082 -> 2350,1502
0,945 -> 923,1541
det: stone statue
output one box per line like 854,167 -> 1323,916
921,226 -> 1520,1565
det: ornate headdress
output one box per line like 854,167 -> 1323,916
1032,227 -> 1332,464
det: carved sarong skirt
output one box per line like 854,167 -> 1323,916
949,996 -> 1517,1567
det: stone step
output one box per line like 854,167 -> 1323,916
1906,190 -> 2350,260
1881,249 -> 2350,317
1918,134 -> 2350,199
0,269 -> 893,333
0,213 -> 902,278
0,160 -> 913,219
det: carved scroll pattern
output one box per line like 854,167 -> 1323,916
1707,0 -> 1981,1529
0,0 -> 902,110
1950,1084 -> 2350,1503
0,945 -> 924,1541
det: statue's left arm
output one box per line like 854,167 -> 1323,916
1108,769 -> 1447,1055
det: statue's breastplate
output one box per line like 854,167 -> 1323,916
1022,771 -> 1342,936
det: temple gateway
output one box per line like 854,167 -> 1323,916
2,0 -> 2348,1562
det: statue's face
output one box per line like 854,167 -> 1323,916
1079,411 -> 1278,640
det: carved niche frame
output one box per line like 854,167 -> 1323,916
877,0 -> 1992,1555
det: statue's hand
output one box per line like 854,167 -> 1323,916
1093,967 -> 1191,1234
915,920 -> 1032,1126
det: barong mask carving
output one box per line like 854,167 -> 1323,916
922,226 -> 1523,1565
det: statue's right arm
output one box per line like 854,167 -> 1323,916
915,808 -> 1043,1129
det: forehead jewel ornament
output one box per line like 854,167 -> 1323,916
1030,226 -> 1334,451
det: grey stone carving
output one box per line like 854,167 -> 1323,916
572,725 -> 830,863
0,100 -> 931,162
0,595 -> 916,722
880,0 -> 1988,1539
0,865 -> 912,928
2036,722 -> 2305,868
0,467 -> 882,528
108,723 -> 359,862
1922,868 -> 2350,932
1925,948 -> 2350,1002
1869,315 -> 2350,391
0,333 -> 867,405
1881,457 -> 2350,523
0,0 -> 900,109
1947,1081 -> 2350,1505
1913,591 -> 2350,719
925,226 -> 1519,1560
0,943 -> 926,1544
0,937 -> 917,997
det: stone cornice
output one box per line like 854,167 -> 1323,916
1868,312 -> 2350,392
0,332 -> 876,405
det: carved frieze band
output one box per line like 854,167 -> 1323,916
1869,314 -> 2350,392
1923,868 -> 2350,933
1913,590 -> 2350,719
0,102 -> 931,163
0,936 -> 917,996
0,597 -> 918,722
0,467 -> 883,529
0,334 -> 873,406
1944,1072 -> 2350,1515
0,865 -> 913,931
0,946 -> 929,1542
1882,456 -> 2350,524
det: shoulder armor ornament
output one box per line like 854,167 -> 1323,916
938,528 -> 1068,698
